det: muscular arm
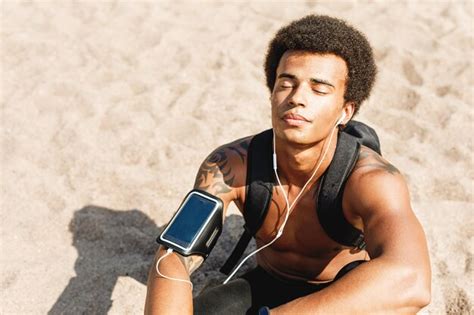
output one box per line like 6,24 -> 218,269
144,139 -> 248,314
271,149 -> 431,314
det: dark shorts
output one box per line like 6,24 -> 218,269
193,260 -> 365,315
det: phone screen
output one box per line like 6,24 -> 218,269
161,193 -> 218,249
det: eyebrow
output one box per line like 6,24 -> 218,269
277,73 -> 335,88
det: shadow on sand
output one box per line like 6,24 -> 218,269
49,205 -> 254,314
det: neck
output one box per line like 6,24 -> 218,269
274,131 -> 338,187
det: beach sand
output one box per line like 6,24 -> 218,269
1,1 -> 472,313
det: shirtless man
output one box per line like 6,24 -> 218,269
145,15 -> 431,314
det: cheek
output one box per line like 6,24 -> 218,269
306,100 -> 341,134
271,104 -> 280,126
271,90 -> 284,104
312,95 -> 342,115
270,93 -> 284,114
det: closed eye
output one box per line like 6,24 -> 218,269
313,89 -> 328,95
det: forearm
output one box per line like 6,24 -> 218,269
271,258 -> 430,314
145,247 -> 194,315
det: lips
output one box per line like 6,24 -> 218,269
282,113 -> 310,122
281,112 -> 310,127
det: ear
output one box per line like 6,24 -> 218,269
341,101 -> 356,125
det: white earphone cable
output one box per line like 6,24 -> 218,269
272,122 -> 338,233
223,119 -> 341,284
155,248 -> 193,289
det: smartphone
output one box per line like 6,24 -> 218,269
157,190 -> 223,257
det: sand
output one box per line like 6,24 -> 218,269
1,1 -> 472,314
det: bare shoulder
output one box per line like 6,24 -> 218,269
344,145 -> 411,218
193,136 -> 252,204
353,145 -> 401,177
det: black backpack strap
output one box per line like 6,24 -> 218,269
343,120 -> 381,154
219,229 -> 253,275
317,120 -> 381,249
317,131 -> 366,249
220,129 -> 274,275
242,129 -> 274,234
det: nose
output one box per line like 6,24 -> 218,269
288,84 -> 307,107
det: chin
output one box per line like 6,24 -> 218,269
275,127 -> 312,145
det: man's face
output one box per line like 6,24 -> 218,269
271,51 -> 351,146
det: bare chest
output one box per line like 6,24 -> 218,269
255,185 -> 344,257
236,181 -> 367,281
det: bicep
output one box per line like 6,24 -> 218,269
365,203 -> 428,266
349,170 -> 429,265
361,194 -> 431,298
193,147 -> 234,196
193,144 -> 246,215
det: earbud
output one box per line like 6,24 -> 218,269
336,112 -> 346,126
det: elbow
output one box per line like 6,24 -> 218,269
399,266 -> 431,310
412,281 -> 431,309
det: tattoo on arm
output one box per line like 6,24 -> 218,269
194,148 -> 233,195
357,150 -> 371,162
228,140 -> 248,163
178,255 -> 204,275
193,139 -> 248,196
354,149 -> 400,175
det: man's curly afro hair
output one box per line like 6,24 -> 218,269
264,15 -> 377,114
